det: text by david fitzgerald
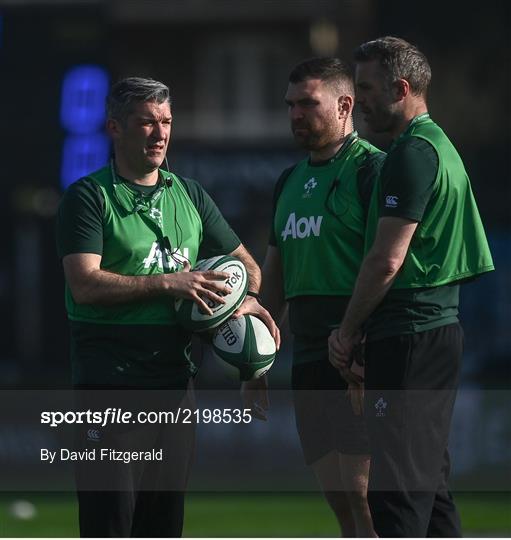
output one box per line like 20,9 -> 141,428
41,448 -> 163,464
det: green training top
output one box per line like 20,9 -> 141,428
56,164 -> 240,386
271,133 -> 385,351
365,114 -> 494,340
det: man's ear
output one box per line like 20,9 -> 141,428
106,118 -> 122,139
393,78 -> 410,101
338,94 -> 354,118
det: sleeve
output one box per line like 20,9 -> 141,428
269,165 -> 296,246
357,150 -> 386,217
56,178 -> 104,258
179,177 -> 241,257
379,137 -> 439,222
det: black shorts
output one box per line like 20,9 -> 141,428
291,337 -> 369,464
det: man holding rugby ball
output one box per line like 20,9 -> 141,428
57,77 -> 278,537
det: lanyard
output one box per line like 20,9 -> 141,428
110,158 -> 171,214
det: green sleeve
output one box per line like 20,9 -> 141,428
379,137 -> 438,221
56,178 -> 104,258
179,177 -> 241,257
269,165 -> 296,246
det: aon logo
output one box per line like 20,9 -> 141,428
281,213 -> 323,241
143,242 -> 189,270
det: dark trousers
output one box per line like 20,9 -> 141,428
77,490 -> 185,537
364,323 -> 463,537
74,384 -> 195,537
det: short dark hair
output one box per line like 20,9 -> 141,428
289,57 -> 354,94
106,77 -> 171,123
354,36 -> 431,96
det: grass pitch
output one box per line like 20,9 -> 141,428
0,492 -> 509,537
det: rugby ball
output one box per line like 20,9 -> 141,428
175,255 -> 248,332
212,315 -> 276,381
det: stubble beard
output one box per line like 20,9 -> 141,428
293,121 -> 341,152
368,105 -> 400,134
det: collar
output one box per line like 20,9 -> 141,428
110,159 -> 171,214
390,113 -> 430,151
110,158 -> 173,187
403,112 -> 430,134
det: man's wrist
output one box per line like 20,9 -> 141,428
246,290 -> 262,303
338,323 -> 359,342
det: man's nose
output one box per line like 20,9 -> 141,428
153,122 -> 167,139
289,106 -> 304,121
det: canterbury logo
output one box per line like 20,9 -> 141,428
385,195 -> 398,208
87,429 -> 100,442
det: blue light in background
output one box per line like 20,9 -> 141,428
61,134 -> 110,189
60,64 -> 110,189
60,65 -> 109,134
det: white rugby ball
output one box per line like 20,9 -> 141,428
175,255 -> 248,332
212,315 -> 276,381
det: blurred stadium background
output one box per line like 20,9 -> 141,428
0,0 -> 509,536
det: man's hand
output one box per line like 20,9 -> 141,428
165,262 -> 232,316
233,296 -> 281,350
241,375 -> 269,421
328,328 -> 362,370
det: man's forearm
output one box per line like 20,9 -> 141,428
231,245 -> 261,293
261,260 -> 287,326
243,257 -> 261,294
71,269 -> 168,306
340,251 -> 399,337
